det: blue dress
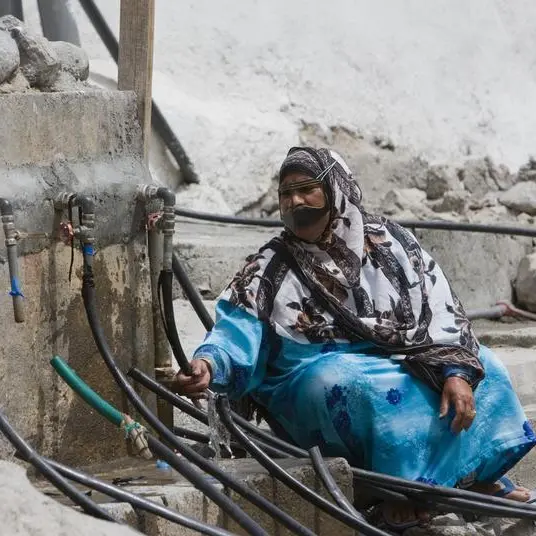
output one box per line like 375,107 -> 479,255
196,300 -> 536,486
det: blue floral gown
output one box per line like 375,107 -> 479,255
197,300 -> 536,486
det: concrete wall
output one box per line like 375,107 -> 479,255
0,91 -> 157,465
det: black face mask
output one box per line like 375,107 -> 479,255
281,204 -> 330,233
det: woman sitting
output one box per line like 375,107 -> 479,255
173,146 -> 536,530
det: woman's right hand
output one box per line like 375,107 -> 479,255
171,359 -> 212,398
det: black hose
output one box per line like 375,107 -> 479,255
0,410 -> 116,522
158,269 -> 192,374
351,468 -> 536,514
129,367 -> 302,459
174,206 -> 536,238
309,446 -> 364,519
216,396 -> 390,536
172,252 -> 214,331
44,457 -> 236,536
77,0 -> 198,184
81,253 -> 315,536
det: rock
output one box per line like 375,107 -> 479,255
49,70 -> 81,92
515,252 -> 536,312
0,30 -> 19,84
10,27 -> 60,88
0,461 -> 139,535
0,69 -> 30,93
0,14 -> 23,32
381,188 -> 429,217
499,182 -> 536,216
517,156 -> 536,182
430,190 -> 470,214
458,157 -> 512,197
469,191 -> 498,210
426,165 -> 460,200
50,41 -> 89,81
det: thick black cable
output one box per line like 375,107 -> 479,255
129,367 -> 305,459
174,207 -> 536,238
44,457 -> 236,536
158,269 -> 192,374
351,468 -> 536,514
77,0 -> 198,184
81,254 -> 315,536
309,446 -> 363,519
216,396 -> 390,536
172,252 -> 214,331
0,410 -> 116,522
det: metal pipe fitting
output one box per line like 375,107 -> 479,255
0,198 -> 24,323
137,185 -> 176,271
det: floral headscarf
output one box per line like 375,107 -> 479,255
220,147 -> 483,391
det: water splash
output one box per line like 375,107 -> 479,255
206,392 -> 232,458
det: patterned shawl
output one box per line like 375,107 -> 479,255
221,147 -> 483,391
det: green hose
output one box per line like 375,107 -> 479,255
50,356 -> 123,427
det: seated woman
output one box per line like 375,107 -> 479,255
173,147 -> 536,530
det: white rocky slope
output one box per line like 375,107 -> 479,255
33,0 -> 536,213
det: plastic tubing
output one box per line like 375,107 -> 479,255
216,396 -> 390,536
51,351 -> 266,536
309,446 -> 364,519
50,356 -> 123,427
44,457 -> 236,536
351,468 -> 536,514
77,0 -> 198,184
159,269 -> 192,374
0,410 -> 116,522
80,250 -> 315,536
172,252 -> 214,331
128,367 -> 304,459
174,206 -> 536,238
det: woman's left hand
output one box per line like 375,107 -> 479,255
440,377 -> 476,434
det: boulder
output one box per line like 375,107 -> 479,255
381,188 -> 429,217
430,190 -> 470,214
499,182 -> 536,216
515,252 -> 536,312
517,156 -> 536,182
0,29 -> 19,84
0,461 -> 139,535
10,27 -> 60,88
425,165 -> 460,200
50,41 -> 89,81
458,157 -> 513,197
0,14 -> 23,32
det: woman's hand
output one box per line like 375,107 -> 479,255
171,359 -> 212,399
440,376 -> 476,434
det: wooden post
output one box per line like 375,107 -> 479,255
118,0 -> 155,161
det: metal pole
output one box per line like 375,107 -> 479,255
36,0 -> 81,45
0,0 -> 23,20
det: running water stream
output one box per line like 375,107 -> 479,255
206,392 -> 231,458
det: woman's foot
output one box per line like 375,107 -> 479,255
469,478 -> 532,502
381,501 -> 430,530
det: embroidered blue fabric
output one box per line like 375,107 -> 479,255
194,300 -> 536,485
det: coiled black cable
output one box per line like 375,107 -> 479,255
81,251 -> 315,536
0,410 -> 116,522
44,457 -> 236,536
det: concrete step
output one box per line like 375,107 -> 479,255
37,457 -> 356,536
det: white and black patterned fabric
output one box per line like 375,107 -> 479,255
220,147 -> 483,391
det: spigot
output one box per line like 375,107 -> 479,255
0,198 -> 24,323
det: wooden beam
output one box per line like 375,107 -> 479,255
118,0 -> 155,161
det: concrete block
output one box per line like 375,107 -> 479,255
101,502 -> 139,530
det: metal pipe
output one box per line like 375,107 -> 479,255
0,198 -> 24,323
0,0 -> 23,19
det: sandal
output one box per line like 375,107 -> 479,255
493,476 -> 536,503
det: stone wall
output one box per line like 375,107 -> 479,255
0,90 -> 157,465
